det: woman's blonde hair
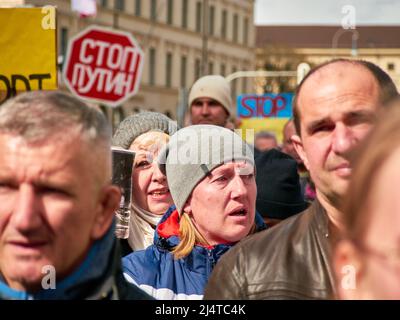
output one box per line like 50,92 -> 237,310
172,212 -> 257,260
130,131 -> 170,153
171,213 -> 208,259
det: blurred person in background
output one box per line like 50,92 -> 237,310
254,131 -> 278,152
255,149 -> 308,228
334,99 -> 400,300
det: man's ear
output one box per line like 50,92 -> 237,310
91,185 -> 121,240
333,240 -> 364,300
291,134 -> 310,171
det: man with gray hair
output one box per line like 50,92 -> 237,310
254,130 -> 278,152
0,91 -> 152,300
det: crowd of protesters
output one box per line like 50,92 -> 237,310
0,58 -> 399,300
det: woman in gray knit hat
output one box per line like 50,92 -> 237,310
122,125 -> 266,299
112,112 -> 178,254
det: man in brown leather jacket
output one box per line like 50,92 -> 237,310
204,59 -> 399,300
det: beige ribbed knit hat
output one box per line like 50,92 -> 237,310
188,75 -> 233,116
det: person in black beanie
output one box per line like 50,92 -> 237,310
255,149 -> 308,227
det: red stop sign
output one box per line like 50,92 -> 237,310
63,25 -> 144,107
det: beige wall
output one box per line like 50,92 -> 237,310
256,46 -> 400,92
26,0 -> 256,126
297,48 -> 400,90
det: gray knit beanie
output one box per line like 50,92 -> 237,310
112,112 -> 178,149
158,125 -> 254,214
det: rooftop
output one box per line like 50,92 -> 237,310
256,25 -> 400,49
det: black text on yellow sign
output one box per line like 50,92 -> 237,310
0,6 -> 57,103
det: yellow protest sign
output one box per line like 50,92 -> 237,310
239,118 -> 288,144
0,7 -> 57,103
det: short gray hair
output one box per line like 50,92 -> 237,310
0,91 -> 111,147
255,131 -> 277,141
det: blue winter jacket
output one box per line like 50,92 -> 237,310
122,205 -> 266,300
0,224 -> 152,300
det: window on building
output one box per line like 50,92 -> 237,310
231,66 -> 237,97
181,56 -> 187,88
195,58 -> 201,81
243,17 -> 249,45
220,63 -> 226,76
388,62 -> 395,71
149,48 -> 156,86
101,0 -> 108,8
221,9 -> 227,39
182,0 -> 188,28
60,27 -> 68,56
208,61 -> 214,75
167,0 -> 173,24
135,0 -> 141,16
233,13 -> 238,42
151,0 -> 157,21
209,5 -> 215,36
196,1 -> 202,33
166,52 -> 173,87
115,0 -> 124,11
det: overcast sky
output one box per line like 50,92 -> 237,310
255,0 -> 400,25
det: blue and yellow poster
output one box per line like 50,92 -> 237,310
237,93 -> 294,144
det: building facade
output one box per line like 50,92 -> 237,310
26,0 -> 256,127
255,25 -> 400,93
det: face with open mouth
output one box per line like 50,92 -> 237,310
130,132 -> 173,215
183,161 -> 256,246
